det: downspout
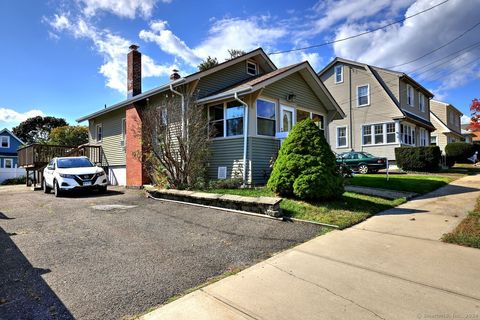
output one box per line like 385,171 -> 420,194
169,84 -> 185,138
234,92 -> 248,187
349,66 -> 353,151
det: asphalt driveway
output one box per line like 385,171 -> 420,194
0,185 -> 322,320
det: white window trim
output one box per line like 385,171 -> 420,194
208,101 -> 245,139
0,136 -> 10,148
95,123 -> 103,142
361,122 -> 398,146
334,64 -> 344,84
3,158 -> 13,168
407,84 -> 414,107
418,92 -> 425,112
401,123 -> 416,146
246,60 -> 257,76
356,84 -> 370,107
256,97 -> 277,137
336,126 -> 348,149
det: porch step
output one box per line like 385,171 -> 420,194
146,188 -> 282,217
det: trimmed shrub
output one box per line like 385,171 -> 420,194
267,119 -> 344,200
445,142 -> 476,164
1,176 -> 26,185
395,146 -> 441,172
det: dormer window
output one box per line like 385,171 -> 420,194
334,65 -> 343,84
247,61 -> 257,76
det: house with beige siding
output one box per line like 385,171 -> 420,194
430,99 -> 464,153
318,58 -> 435,163
77,47 -> 344,187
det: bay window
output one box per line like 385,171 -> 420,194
419,129 -> 428,146
256,99 -> 276,136
401,124 -> 415,145
362,122 -> 397,145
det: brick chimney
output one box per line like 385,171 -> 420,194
127,44 -> 141,98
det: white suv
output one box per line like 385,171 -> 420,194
43,156 -> 108,197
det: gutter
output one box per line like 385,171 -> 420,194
169,84 -> 185,138
234,92 -> 249,187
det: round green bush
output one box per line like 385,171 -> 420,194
267,118 -> 344,200
445,142 -> 475,164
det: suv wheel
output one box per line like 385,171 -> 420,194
43,180 -> 51,194
54,181 -> 63,198
358,164 -> 369,174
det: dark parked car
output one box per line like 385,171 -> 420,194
336,151 -> 387,174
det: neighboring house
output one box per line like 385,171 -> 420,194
318,58 -> 435,162
0,128 -> 26,183
429,100 -> 463,153
461,123 -> 476,144
77,46 -> 345,187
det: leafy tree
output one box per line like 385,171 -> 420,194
267,119 -> 344,200
468,98 -> 480,131
198,56 -> 219,71
49,125 -> 89,147
227,49 -> 246,59
12,116 -> 68,144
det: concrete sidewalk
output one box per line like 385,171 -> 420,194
142,175 -> 480,320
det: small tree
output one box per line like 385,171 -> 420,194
469,98 -> 480,131
198,56 -> 219,71
13,116 -> 68,144
267,119 -> 344,200
141,92 -> 211,189
49,125 -> 89,146
227,49 -> 246,60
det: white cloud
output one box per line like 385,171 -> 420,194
331,0 -> 480,92
79,0 -> 171,19
0,108 -> 45,125
461,115 -> 471,124
140,17 -> 293,68
47,14 -> 176,94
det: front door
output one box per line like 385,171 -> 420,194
280,105 -> 295,133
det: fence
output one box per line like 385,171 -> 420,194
0,167 -> 26,184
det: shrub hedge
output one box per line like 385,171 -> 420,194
445,142 -> 478,165
395,146 -> 441,172
267,118 -> 344,200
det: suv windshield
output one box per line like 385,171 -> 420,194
57,158 -> 94,168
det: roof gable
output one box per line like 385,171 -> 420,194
0,128 -> 24,144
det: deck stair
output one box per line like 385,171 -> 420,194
17,144 -> 108,188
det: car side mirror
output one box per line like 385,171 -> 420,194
47,165 -> 54,170
95,162 -> 102,167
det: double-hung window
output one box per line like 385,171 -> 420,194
95,124 -> 103,142
418,93 -> 425,112
209,104 -> 224,138
419,129 -> 428,146
363,122 -> 397,145
401,124 -> 415,145
357,85 -> 370,107
407,85 -> 414,106
334,65 -> 343,84
4,158 -> 13,168
337,127 -> 347,148
0,136 -> 9,148
256,99 -> 275,136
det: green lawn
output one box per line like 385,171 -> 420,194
207,188 -> 405,229
347,174 -> 455,194
443,197 -> 480,249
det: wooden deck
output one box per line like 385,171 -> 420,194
17,144 -> 108,187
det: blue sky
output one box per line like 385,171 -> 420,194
0,0 -> 478,129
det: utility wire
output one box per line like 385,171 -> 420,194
385,20 -> 480,68
268,0 -> 450,55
